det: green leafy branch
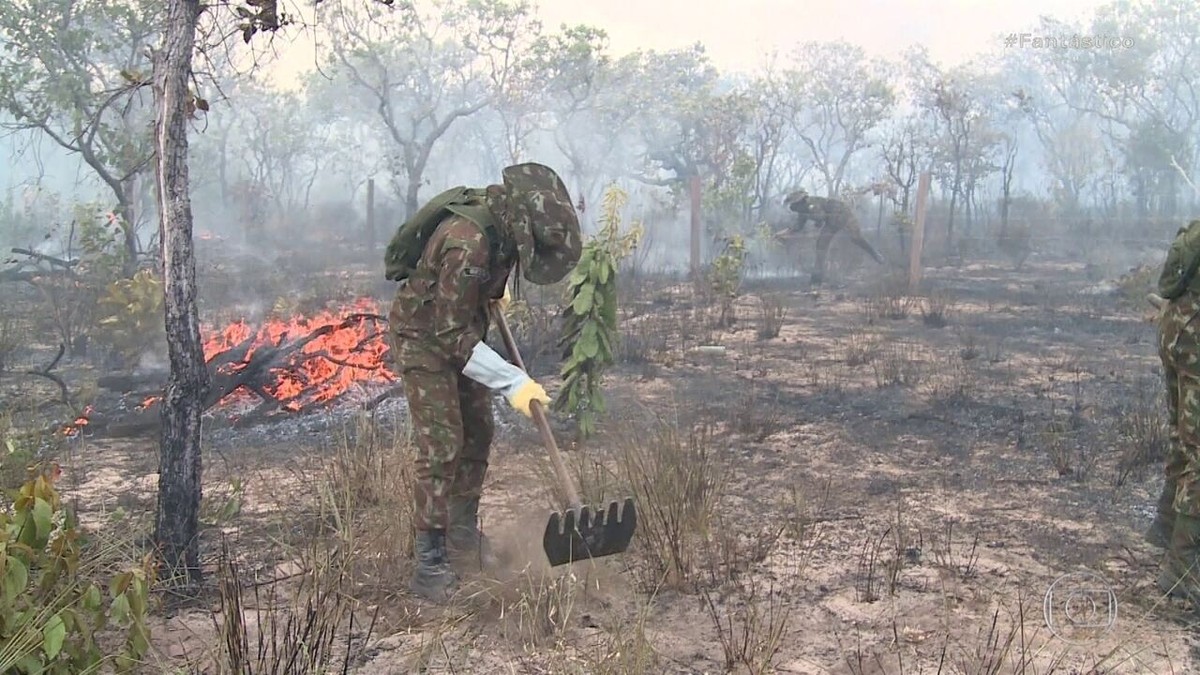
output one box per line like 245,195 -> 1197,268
553,184 -> 643,439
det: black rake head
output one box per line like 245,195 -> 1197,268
542,497 -> 637,567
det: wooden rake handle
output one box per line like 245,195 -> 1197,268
490,307 -> 583,510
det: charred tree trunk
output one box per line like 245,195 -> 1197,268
947,158 -> 962,256
999,143 -> 1017,238
366,178 -> 376,249
153,0 -> 208,589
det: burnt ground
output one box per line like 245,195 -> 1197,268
2,240 -> 1197,674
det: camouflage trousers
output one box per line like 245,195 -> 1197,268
812,226 -> 837,283
395,349 -> 494,532
1159,293 -> 1200,517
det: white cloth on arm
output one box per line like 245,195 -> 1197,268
461,341 -> 531,398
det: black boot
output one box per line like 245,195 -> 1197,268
1157,513 -> 1200,609
1146,479 -> 1177,549
448,497 -> 498,570
410,529 -> 457,602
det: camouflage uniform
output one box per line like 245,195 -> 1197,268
1151,308 -> 1189,546
1155,220 -> 1200,605
386,163 -> 581,602
783,190 -> 886,285
1158,292 -> 1200,514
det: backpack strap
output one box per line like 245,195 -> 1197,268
445,202 -> 501,262
384,186 -> 494,282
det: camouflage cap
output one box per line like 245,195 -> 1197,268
501,162 -> 582,285
784,189 -> 808,210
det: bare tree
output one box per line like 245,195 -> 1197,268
997,134 -> 1018,237
744,61 -> 792,219
231,80 -> 332,223
880,115 -> 927,214
782,41 -> 895,197
522,24 -> 631,210
0,0 -> 162,276
907,49 -> 997,251
314,0 -> 537,216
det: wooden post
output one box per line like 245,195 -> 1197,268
909,172 -> 931,293
366,178 -> 376,249
876,192 -> 885,237
689,174 -> 702,280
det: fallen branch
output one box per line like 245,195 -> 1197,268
7,344 -> 73,407
1169,155 -> 1198,196
0,268 -> 38,283
801,513 -> 865,524
1,247 -> 81,285
10,247 -> 79,270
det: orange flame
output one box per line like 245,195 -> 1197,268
62,405 -> 95,437
202,297 -> 393,411
63,299 -> 394,434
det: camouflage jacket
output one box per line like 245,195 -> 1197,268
792,196 -> 858,234
388,214 -> 518,370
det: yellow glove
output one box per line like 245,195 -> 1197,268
493,283 -> 512,313
508,378 -> 549,417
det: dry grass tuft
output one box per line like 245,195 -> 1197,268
318,410 -> 417,594
212,539 -> 378,675
701,574 -> 791,674
872,342 -> 925,388
920,290 -> 955,328
616,418 -> 728,591
844,330 -> 881,366
756,293 -> 788,340
861,278 -> 918,323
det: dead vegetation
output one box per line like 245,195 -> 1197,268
921,289 -> 956,328
862,276 -> 919,322
0,241 -> 1193,673
611,417 -> 729,592
756,293 -> 788,339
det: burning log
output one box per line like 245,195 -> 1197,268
67,299 -> 397,438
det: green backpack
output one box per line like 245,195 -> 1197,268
1158,219 -> 1200,300
383,186 -> 496,282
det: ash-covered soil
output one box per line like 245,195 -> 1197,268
36,252 -> 1200,674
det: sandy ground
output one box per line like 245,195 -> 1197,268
4,241 -> 1197,674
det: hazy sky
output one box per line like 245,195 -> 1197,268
532,0 -> 1105,71
267,0 -> 1110,87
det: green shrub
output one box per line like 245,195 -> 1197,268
0,464 -> 153,673
93,269 -> 165,368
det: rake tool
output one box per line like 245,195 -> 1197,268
491,308 -> 637,567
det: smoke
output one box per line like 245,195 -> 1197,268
2,0 -> 1196,299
